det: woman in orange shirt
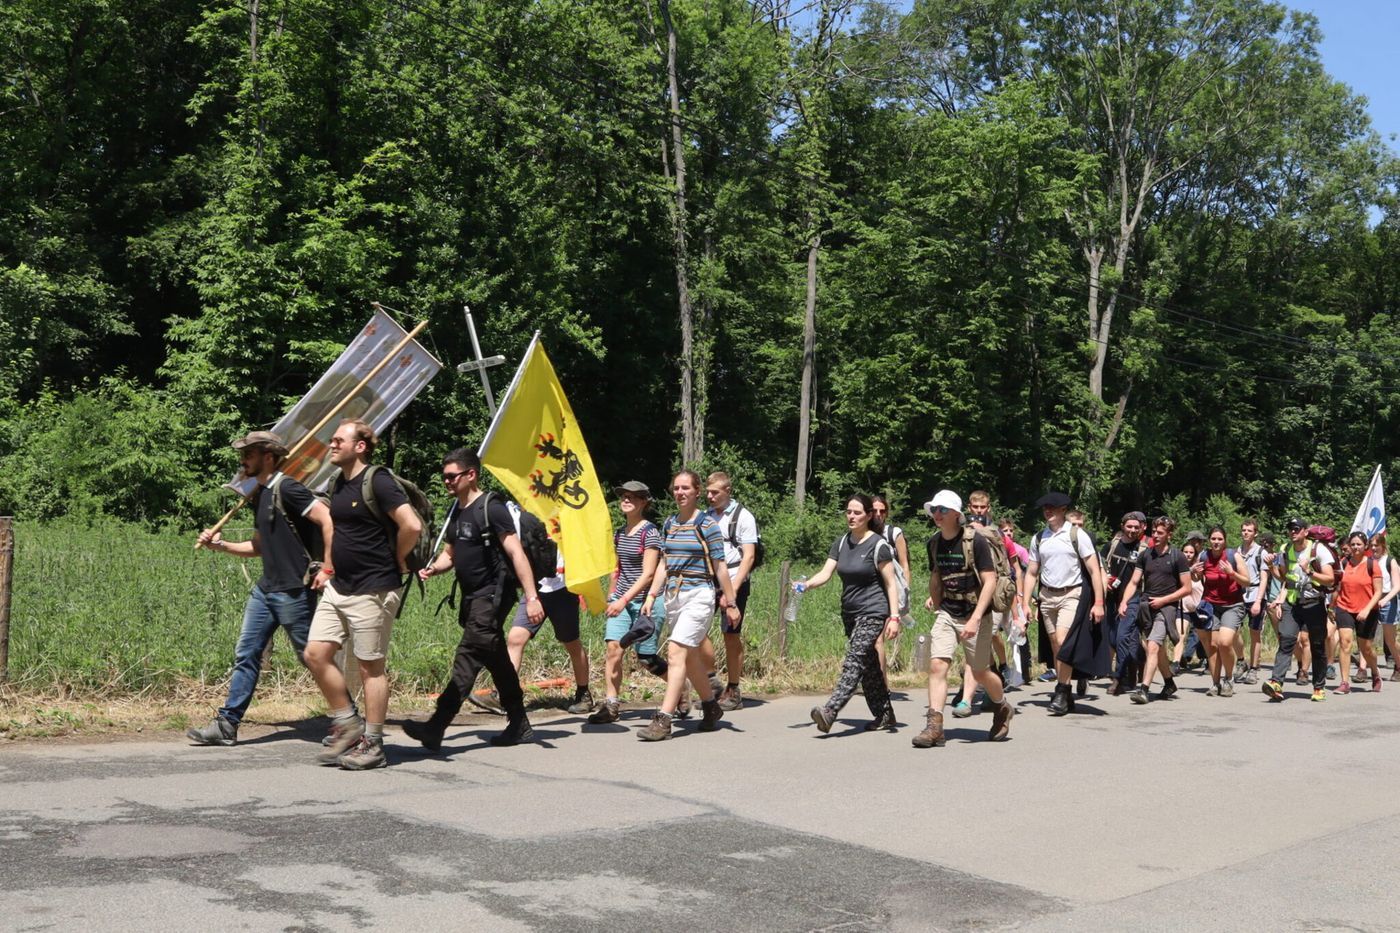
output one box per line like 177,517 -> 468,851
1333,531 -> 1384,695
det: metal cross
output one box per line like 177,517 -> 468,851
456,305 -> 505,417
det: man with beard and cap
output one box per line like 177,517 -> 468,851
1019,491 -> 1106,715
1101,511 -> 1148,695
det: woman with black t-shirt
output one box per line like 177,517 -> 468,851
794,494 -> 902,734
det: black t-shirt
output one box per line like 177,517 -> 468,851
928,531 -> 996,618
329,468 -> 410,595
254,476 -> 320,593
450,494 -> 518,598
1138,545 -> 1191,599
1103,535 -> 1146,599
828,532 -> 893,618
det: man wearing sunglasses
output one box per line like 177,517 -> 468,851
405,448 -> 545,750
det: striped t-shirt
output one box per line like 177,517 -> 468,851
611,520 -> 661,600
661,513 -> 726,592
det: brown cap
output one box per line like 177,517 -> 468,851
614,480 -> 652,499
232,430 -> 288,456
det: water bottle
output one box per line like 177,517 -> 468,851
784,576 -> 807,622
913,632 -> 931,669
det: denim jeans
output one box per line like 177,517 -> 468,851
219,585 -> 314,725
1110,595 -> 1141,684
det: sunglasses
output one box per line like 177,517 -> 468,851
442,470 -> 468,484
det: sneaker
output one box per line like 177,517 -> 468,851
1130,686 -> 1149,705
186,717 -> 237,747
1326,664 -> 1337,681
864,708 -> 897,732
587,700 -> 621,724
1038,670 -> 1058,683
317,714 -> 364,764
468,689 -> 506,715
1158,681 -> 1178,700
489,716 -> 536,746
674,695 -> 692,720
1206,682 -> 1220,697
951,701 -> 974,718
1170,662 -> 1183,678
989,700 -> 1014,741
1234,660 -> 1248,680
401,719 -> 444,752
1219,680 -> 1234,698
1295,669 -> 1309,685
1333,681 -> 1351,695
717,686 -> 743,712
1243,669 -> 1259,685
566,687 -> 595,715
698,699 -> 723,732
1391,668 -> 1400,683
810,705 -> 835,734
1373,675 -> 1382,693
337,736 -> 387,770
1311,688 -> 1327,702
1262,679 -> 1284,701
638,711 -> 673,741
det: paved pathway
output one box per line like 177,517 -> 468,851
3,675 -> 1399,931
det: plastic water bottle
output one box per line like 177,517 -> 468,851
784,576 -> 807,622
913,632 -> 931,669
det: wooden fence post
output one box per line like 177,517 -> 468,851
0,516 -> 12,685
776,559 -> 792,659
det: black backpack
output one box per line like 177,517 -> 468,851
252,474 -> 327,579
482,492 -> 559,586
360,464 -> 436,575
726,504 -> 765,570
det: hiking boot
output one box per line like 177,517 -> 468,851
698,699 -> 723,732
567,686 -> 596,715
1333,681 -> 1351,696
989,700 -> 1014,741
674,694 -> 692,720
1263,679 -> 1284,701
586,699 -> 620,724
810,705 -> 835,733
911,709 -> 946,748
468,690 -> 506,716
865,708 -> 897,732
707,673 -> 724,700
638,711 -> 673,741
1235,660 -> 1248,680
317,714 -> 364,764
186,717 -> 237,747
1130,685 -> 1149,705
1391,668 -> 1400,682
1219,680 -> 1234,698
717,686 -> 743,711
1206,682 -> 1220,697
1075,677 -> 1087,698
1159,681 -> 1178,700
489,715 -> 536,746
401,719 -> 444,752
1311,688 -> 1327,702
1048,684 -> 1070,716
337,736 -> 387,771
951,701 -> 975,719
1295,669 -> 1309,685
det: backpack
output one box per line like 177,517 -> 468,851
838,533 -> 906,615
1304,526 -> 1341,591
962,524 -> 1017,613
726,504 -> 765,570
360,464 -> 436,575
663,513 -> 721,586
252,474 -> 327,580
500,497 -> 560,585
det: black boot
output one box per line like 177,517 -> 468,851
489,712 -> 536,746
1048,684 -> 1070,716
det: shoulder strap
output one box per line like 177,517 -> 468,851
728,506 -> 741,547
360,464 -> 395,532
266,474 -> 312,561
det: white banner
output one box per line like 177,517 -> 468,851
1351,465 -> 1386,538
226,310 -> 441,497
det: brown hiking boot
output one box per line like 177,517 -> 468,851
698,699 -> 723,732
989,700 -> 1015,741
316,714 -> 364,764
911,709 -> 945,748
638,711 -> 673,741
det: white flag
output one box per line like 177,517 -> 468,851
1350,465 -> 1386,538
225,310 -> 442,497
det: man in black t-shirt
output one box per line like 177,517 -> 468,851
404,447 -> 545,751
192,431 -> 334,746
912,489 -> 1014,749
1130,516 -> 1192,704
1103,512 -> 1147,694
304,420 -> 422,770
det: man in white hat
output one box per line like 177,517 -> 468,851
912,489 -> 1015,748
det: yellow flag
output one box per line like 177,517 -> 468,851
479,336 -> 614,612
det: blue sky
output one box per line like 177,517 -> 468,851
1297,0 -> 1400,147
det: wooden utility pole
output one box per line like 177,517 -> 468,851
0,516 -> 13,685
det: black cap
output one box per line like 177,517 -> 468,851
1285,517 -> 1306,532
1122,510 -> 1147,525
1036,491 -> 1072,509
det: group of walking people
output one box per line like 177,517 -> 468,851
189,422 -> 1397,767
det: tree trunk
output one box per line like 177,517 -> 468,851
794,227 -> 820,508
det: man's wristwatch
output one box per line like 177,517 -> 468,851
527,595 -> 541,603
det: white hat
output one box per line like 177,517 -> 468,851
923,489 -> 963,517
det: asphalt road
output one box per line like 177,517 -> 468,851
4,672 -> 1399,932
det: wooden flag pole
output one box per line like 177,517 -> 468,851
196,318 -> 431,549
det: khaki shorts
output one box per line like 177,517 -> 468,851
930,609 -> 995,671
1038,586 -> 1081,635
308,582 -> 400,661
665,585 -> 714,649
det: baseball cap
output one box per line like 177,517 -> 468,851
1285,517 -> 1306,533
1122,510 -> 1147,525
231,430 -> 287,455
614,480 -> 652,499
923,489 -> 963,517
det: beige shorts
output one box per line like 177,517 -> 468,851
930,609 -> 995,671
308,582 -> 400,661
1038,586 -> 1081,635
665,586 -> 714,649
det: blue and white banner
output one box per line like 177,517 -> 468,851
1350,465 -> 1386,538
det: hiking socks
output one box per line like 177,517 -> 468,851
365,723 -> 385,742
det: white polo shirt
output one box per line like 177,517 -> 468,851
1030,524 -> 1095,589
706,500 -> 759,573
